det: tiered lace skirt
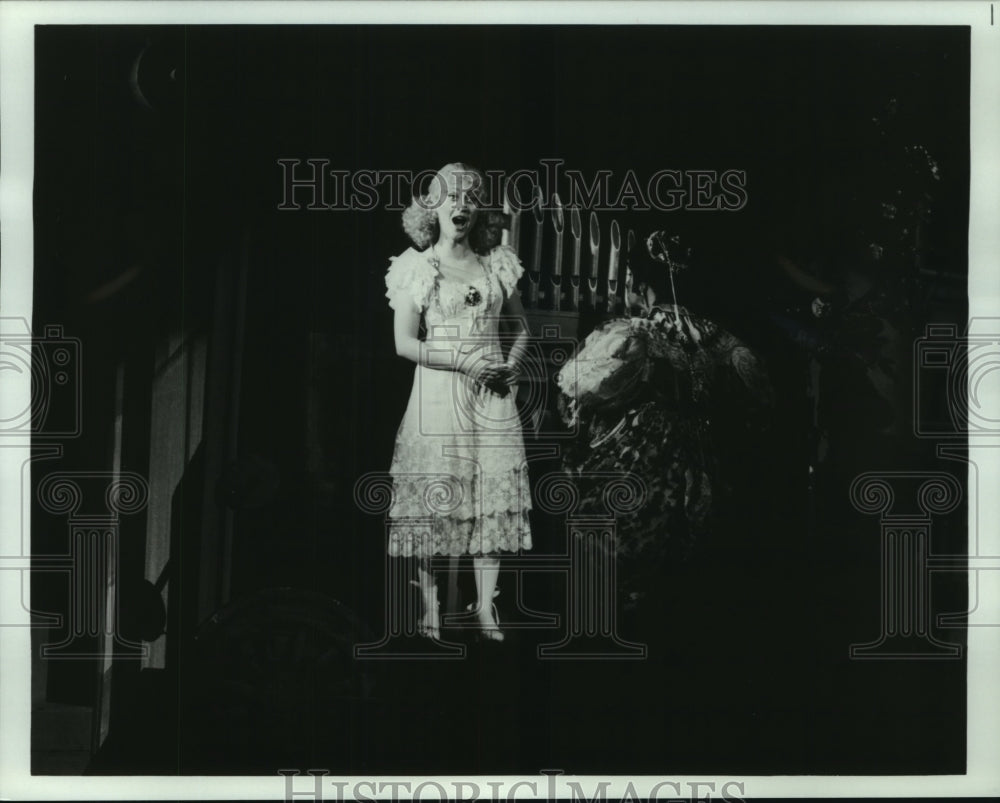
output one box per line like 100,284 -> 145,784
387,364 -> 533,556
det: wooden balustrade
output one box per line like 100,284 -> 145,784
502,189 -> 640,344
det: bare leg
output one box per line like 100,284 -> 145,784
415,557 -> 440,639
472,555 -> 503,641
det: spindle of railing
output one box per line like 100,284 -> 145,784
625,228 -> 636,309
587,212 -> 600,310
606,219 -> 621,314
569,206 -> 582,312
510,205 -> 636,316
550,194 -> 565,311
527,186 -> 544,307
503,182 -> 521,254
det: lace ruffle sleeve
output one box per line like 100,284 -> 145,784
384,248 -> 438,313
490,244 -> 525,299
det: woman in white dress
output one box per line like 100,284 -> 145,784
384,162 -> 533,642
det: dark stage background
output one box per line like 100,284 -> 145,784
31,25 -> 969,775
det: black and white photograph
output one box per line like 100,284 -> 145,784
1,2 -> 998,800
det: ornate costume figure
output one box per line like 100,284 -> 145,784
555,233 -> 772,600
384,163 -> 532,641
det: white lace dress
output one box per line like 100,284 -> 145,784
383,243 -> 533,557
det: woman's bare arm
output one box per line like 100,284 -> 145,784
503,291 -> 530,377
393,304 -> 500,380
392,303 -> 434,366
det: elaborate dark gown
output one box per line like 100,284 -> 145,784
555,304 -> 772,599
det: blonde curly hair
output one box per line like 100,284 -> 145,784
401,162 -> 505,255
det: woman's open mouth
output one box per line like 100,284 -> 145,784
451,213 -> 470,228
